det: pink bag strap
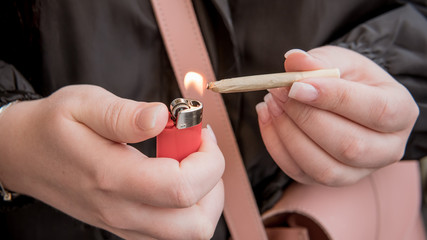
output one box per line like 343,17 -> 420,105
150,0 -> 268,239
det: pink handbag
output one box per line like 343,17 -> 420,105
151,0 -> 426,239
262,161 -> 426,240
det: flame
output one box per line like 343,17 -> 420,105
184,71 -> 204,96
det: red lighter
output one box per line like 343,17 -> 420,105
156,98 -> 203,162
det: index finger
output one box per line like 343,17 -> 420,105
283,46 -> 418,132
289,77 -> 415,132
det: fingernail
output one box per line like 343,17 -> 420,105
137,104 -> 164,130
256,102 -> 271,124
206,124 -> 217,143
288,82 -> 318,102
284,49 -> 310,59
264,93 -> 284,117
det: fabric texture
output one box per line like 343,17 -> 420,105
0,61 -> 41,107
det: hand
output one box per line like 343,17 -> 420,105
256,46 -> 419,186
0,85 -> 225,240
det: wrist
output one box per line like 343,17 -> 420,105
0,101 -> 21,201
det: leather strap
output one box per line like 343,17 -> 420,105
150,0 -> 268,239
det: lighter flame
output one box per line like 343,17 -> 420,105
184,71 -> 204,96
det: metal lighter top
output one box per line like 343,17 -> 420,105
170,98 -> 203,129
156,98 -> 203,161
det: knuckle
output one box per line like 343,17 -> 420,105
98,209 -> 127,230
315,167 -> 341,186
169,221 -> 214,240
340,136 -> 366,164
172,176 -> 198,208
390,142 -> 406,164
293,105 -> 315,127
314,166 -> 348,187
372,95 -> 398,130
284,166 -> 311,184
330,86 -> 350,112
292,169 -> 309,182
104,100 -> 127,136
408,101 -> 420,125
188,216 -> 216,240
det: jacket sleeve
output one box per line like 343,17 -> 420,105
0,60 -> 41,107
331,3 -> 427,160
0,1 -> 41,107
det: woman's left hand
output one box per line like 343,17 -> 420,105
256,46 -> 419,186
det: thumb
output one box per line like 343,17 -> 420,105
284,47 -> 337,72
70,85 -> 168,143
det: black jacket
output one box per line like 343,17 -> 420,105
1,0 -> 427,239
